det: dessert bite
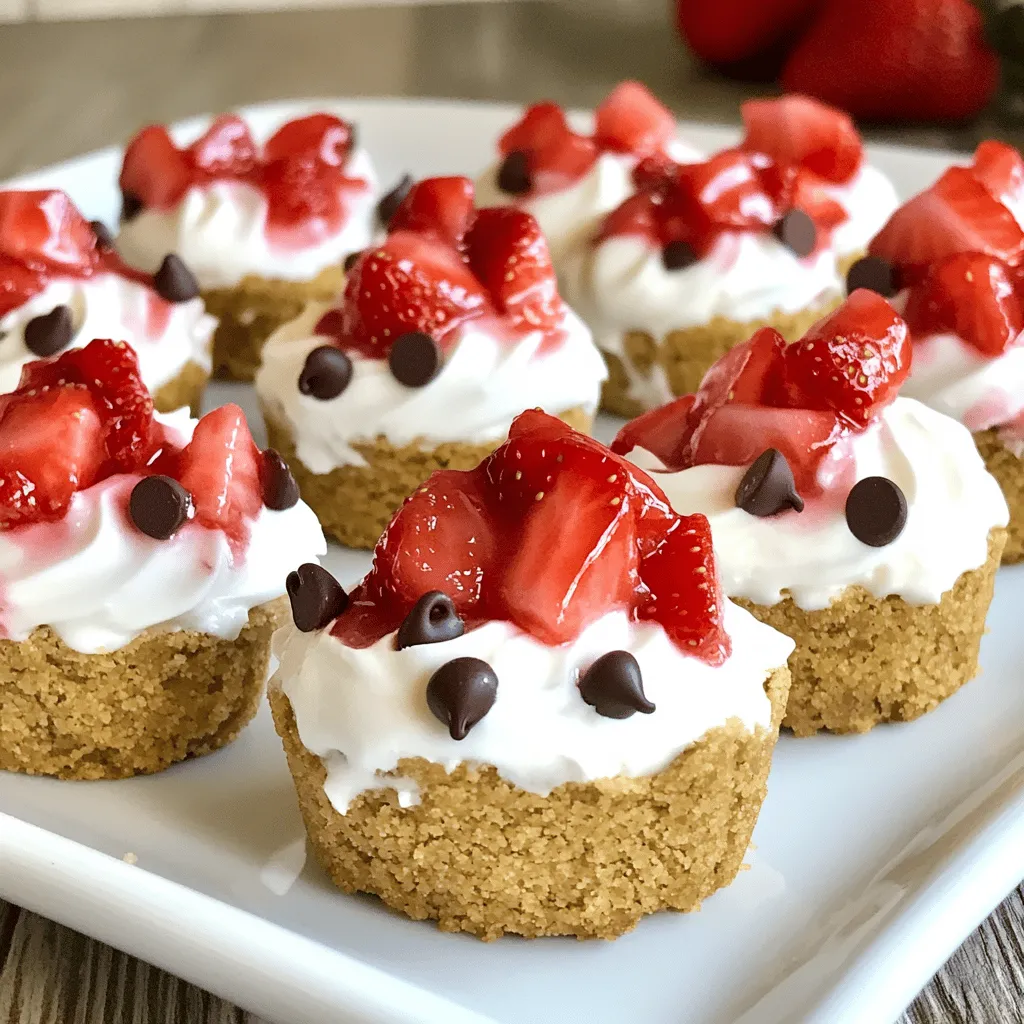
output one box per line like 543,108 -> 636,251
0,190 -> 214,412
116,111 -> 376,381
0,339 -> 325,780
474,81 -> 701,270
614,291 -> 1008,736
569,95 -> 898,417
849,140 -> 1024,563
255,176 -> 607,550
270,410 -> 794,940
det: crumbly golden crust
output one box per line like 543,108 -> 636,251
203,264 -> 344,382
974,430 -> 1024,563
151,359 -> 209,416
0,599 -> 286,780
736,530 -> 1005,737
263,406 -> 594,550
270,665 -> 790,940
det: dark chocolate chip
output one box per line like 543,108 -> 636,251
298,345 -> 352,400
260,449 -> 299,510
388,331 -> 442,388
343,250 -> 362,273
846,254 -> 900,298
153,254 -> 200,302
129,475 -> 192,540
661,239 -> 698,271
121,190 -> 143,222
24,305 -> 74,357
396,591 -> 465,650
735,448 -> 805,518
496,150 -> 532,195
845,476 -> 907,547
90,220 -> 115,249
377,174 -> 413,227
773,209 -> 817,258
286,563 -> 348,632
426,657 -> 498,740
579,650 -> 655,720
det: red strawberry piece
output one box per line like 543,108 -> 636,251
781,289 -> 910,425
781,0 -> 998,123
971,140 -> 1024,210
593,81 -> 676,156
597,191 -> 662,245
0,387 -> 104,528
261,153 -> 345,246
0,257 -> 46,318
120,125 -> 193,210
388,177 -> 476,248
740,94 -> 862,184
340,231 -> 489,356
177,403 -> 262,551
465,207 -> 561,334
611,394 -> 696,469
870,167 -> 1024,284
188,114 -> 258,177
499,102 -> 598,193
638,515 -> 729,665
0,190 -> 98,272
904,252 -> 1024,356
264,114 -> 354,167
677,149 -> 793,232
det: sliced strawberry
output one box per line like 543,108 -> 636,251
904,252 -> 1024,356
499,102 -> 598,193
597,191 -> 661,245
177,403 -> 262,551
264,113 -> 353,167
611,394 -> 696,468
388,177 -> 476,249
970,140 -> 1024,211
0,256 -> 46,317
740,95 -> 862,184
0,190 -> 98,272
593,81 -> 676,156
119,125 -> 192,210
261,154 -> 346,248
188,114 -> 258,177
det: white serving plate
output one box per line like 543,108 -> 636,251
1,98 -> 1023,1024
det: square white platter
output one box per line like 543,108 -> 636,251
2,98 -> 1024,1024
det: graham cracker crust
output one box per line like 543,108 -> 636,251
974,429 -> 1024,564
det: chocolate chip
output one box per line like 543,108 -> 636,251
153,254 -> 200,302
298,345 -> 352,400
377,174 -> 413,227
129,475 -> 192,540
396,591 -> 465,650
388,331 -> 442,388
426,657 -> 498,740
90,220 -> 114,249
579,651 -> 655,720
661,239 -> 698,271
286,563 -> 348,632
845,476 -> 907,547
343,250 -> 362,273
24,305 -> 74,357
496,150 -> 531,195
735,448 -> 804,518
121,190 -> 143,222
260,449 -> 299,510
773,210 -> 817,258
846,254 -> 900,298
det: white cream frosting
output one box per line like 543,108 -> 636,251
820,163 -> 900,258
0,409 -> 326,654
254,303 -> 608,472
116,148 -> 377,290
274,601 -> 794,813
627,397 -> 1008,611
0,274 -> 215,395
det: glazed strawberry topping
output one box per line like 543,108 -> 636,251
612,291 -> 910,493
332,409 -> 730,663
314,176 -> 567,359
0,338 -> 266,550
497,81 -> 675,197
119,113 -> 369,250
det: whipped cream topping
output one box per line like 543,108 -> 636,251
820,163 -> 900,258
0,274 -> 215,395
116,148 -> 377,290
0,409 -> 326,654
628,397 -> 1008,611
254,303 -> 607,471
274,600 -> 794,813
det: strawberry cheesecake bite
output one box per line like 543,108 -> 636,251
269,410 -> 794,940
849,141 -> 1024,563
614,292 -> 1007,736
569,95 -> 897,417
0,339 -> 325,780
0,190 -> 214,413
255,177 -> 607,550
116,112 -> 376,381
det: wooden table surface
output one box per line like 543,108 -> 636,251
0,5 -> 1023,1022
